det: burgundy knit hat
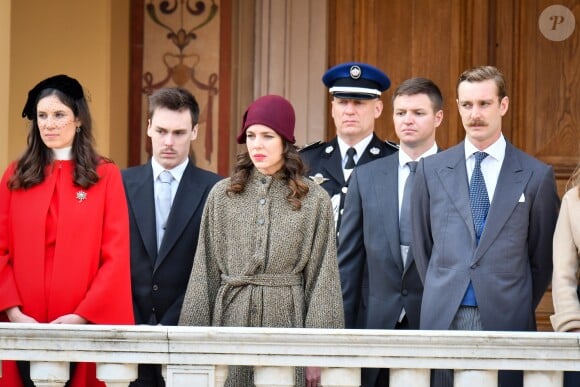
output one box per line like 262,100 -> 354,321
237,95 -> 296,144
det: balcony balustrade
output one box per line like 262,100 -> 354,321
1,323 -> 579,386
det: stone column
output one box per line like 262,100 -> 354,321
321,367 -> 361,387
390,368 -> 430,387
96,363 -> 138,387
523,370 -> 563,387
30,361 -> 69,387
455,370 -> 498,387
254,366 -> 294,387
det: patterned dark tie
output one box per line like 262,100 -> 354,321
345,147 -> 357,169
469,152 -> 489,243
399,161 -> 418,246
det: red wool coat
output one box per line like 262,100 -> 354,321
0,160 -> 134,387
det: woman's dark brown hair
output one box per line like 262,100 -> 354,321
227,140 -> 309,210
9,88 -> 103,190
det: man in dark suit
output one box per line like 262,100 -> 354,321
338,78 -> 444,387
122,87 -> 221,386
411,66 -> 560,387
300,62 -> 398,239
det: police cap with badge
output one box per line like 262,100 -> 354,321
300,61 -> 398,177
300,62 -> 398,231
322,61 -> 391,99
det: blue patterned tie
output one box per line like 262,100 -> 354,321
470,152 -> 489,243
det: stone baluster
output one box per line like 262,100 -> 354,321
96,363 -> 138,387
215,364 -> 228,387
321,367 -> 361,387
390,368 -> 429,387
30,361 -> 69,387
455,370 -> 498,387
254,366 -> 294,387
524,370 -> 563,387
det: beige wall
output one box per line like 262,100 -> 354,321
0,1 -> 11,172
5,0 -> 130,169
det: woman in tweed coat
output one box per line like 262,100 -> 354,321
179,95 -> 344,387
551,162 -> 580,386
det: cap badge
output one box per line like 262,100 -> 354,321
369,147 -> 380,155
325,145 -> 334,154
349,65 -> 362,79
76,190 -> 87,203
309,173 -> 330,185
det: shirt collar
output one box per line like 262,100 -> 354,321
151,157 -> 189,184
464,135 -> 506,162
337,133 -> 374,160
52,147 -> 73,160
399,143 -> 438,168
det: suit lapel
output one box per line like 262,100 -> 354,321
474,143 -> 531,261
155,162 -> 206,271
435,144 -> 476,242
126,164 -> 157,264
374,156 -> 405,273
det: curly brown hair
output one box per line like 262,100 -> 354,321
227,141 -> 309,210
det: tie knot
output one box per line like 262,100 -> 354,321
345,147 -> 357,169
159,170 -> 173,184
407,161 -> 418,173
473,151 -> 488,165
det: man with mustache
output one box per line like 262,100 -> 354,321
411,66 -> 560,387
122,87 -> 221,386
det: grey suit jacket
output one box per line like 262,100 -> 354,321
411,140 -> 559,331
339,153 -> 422,330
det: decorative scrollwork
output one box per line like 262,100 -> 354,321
143,0 -> 219,163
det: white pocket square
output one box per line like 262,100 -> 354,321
518,193 -> 525,203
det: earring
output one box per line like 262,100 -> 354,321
76,126 -> 81,133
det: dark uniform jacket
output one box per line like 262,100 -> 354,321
299,133 -> 398,238
300,133 -> 397,330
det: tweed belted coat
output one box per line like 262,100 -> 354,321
179,169 -> 344,386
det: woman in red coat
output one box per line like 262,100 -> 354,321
0,74 -> 134,387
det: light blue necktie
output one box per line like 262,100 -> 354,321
469,152 -> 489,243
157,170 -> 173,249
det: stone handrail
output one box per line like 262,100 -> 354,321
0,323 -> 579,386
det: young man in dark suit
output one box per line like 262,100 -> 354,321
338,78 -> 444,387
122,88 -> 221,386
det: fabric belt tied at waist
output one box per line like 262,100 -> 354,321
220,273 -> 302,287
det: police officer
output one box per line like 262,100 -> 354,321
300,62 -> 398,237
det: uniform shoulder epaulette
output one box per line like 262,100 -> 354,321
385,140 -> 400,150
299,140 -> 324,152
